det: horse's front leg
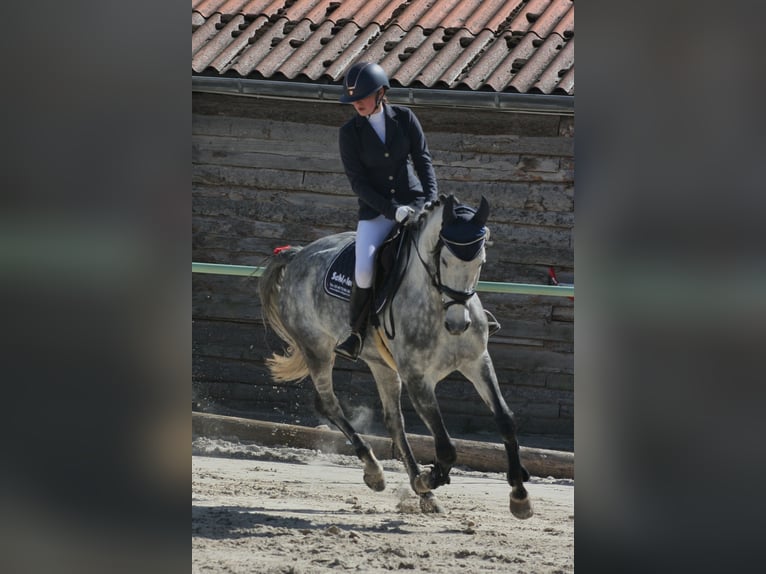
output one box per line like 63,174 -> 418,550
460,353 -> 533,519
402,374 -> 457,498
366,360 -> 444,513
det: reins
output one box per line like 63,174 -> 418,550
381,225 -> 412,340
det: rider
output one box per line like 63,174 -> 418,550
334,61 -> 438,361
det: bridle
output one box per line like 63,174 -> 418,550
381,211 -> 488,340
411,230 -> 486,311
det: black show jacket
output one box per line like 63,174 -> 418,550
339,104 -> 438,221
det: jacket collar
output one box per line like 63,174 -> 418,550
353,103 -> 399,148
354,103 -> 396,126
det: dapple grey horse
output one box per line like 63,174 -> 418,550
258,194 -> 532,517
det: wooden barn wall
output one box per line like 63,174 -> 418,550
192,92 -> 574,442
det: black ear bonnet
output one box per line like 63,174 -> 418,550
439,196 -> 490,261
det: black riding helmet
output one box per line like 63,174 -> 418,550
339,62 -> 390,103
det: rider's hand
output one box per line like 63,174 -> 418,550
395,205 -> 415,223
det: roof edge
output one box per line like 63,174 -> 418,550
192,75 -> 574,116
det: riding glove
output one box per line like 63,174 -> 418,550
395,205 -> 415,223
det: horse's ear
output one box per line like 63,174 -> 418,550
471,196 -> 490,227
443,194 -> 457,224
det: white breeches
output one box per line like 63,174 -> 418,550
354,215 -> 396,289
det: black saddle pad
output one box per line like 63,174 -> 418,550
323,239 -> 356,301
323,228 -> 409,315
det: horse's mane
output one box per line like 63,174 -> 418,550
415,196 -> 442,257
414,194 -> 450,229
420,194 -> 446,216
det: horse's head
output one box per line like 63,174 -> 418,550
434,194 -> 490,335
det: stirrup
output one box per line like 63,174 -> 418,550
334,332 -> 363,361
485,310 -> 501,337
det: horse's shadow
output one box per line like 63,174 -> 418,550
192,504 -> 411,539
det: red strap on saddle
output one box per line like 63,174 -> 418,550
273,245 -> 291,255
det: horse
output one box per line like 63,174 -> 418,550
257,194 -> 532,518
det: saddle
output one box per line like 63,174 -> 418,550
323,225 -> 411,320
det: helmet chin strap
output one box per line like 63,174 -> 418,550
365,90 -> 385,118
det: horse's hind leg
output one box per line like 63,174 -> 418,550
366,360 -> 444,513
305,354 -> 386,492
460,353 -> 533,519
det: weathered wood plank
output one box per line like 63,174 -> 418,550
192,412 -> 575,478
192,277 -> 264,321
192,161 -> 572,191
439,181 -> 574,211
192,115 -> 569,156
193,220 -> 572,268
192,215 -> 293,240
191,169 -> 574,206
192,93 -> 567,137
193,203 -> 573,233
551,306 -> 574,322
192,145 -> 572,184
498,318 -> 573,342
193,146 -> 342,174
193,218 -> 571,253
193,132 -> 337,153
192,212 -> 572,252
427,132 -> 574,156
488,345 -> 573,375
192,114 -> 339,142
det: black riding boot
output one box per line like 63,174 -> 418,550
334,286 -> 373,361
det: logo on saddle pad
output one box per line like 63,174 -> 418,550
324,241 -> 356,301
328,271 -> 353,299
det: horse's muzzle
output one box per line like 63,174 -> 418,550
444,304 -> 471,335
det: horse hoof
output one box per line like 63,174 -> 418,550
419,492 -> 444,514
413,471 -> 432,494
364,471 -> 386,492
509,493 -> 533,519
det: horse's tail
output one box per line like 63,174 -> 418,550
258,246 -> 310,383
